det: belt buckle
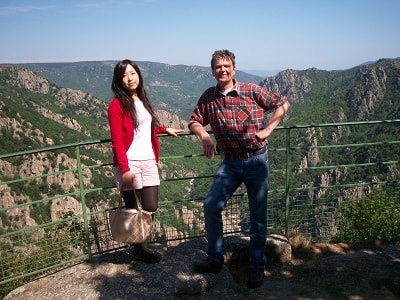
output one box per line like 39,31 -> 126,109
221,148 -> 263,160
244,147 -> 264,158
242,152 -> 251,159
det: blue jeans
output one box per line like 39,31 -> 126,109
204,151 -> 270,268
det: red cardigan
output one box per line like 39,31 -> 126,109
107,97 -> 166,174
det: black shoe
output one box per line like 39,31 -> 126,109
247,267 -> 264,289
193,258 -> 223,274
134,248 -> 161,264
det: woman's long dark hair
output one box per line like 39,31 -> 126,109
111,59 -> 160,129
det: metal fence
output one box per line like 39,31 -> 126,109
1,120 -> 399,295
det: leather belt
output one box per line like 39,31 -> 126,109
221,146 -> 266,160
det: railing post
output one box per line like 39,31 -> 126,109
284,128 -> 291,237
76,145 -> 92,259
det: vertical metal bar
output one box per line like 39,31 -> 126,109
285,128 -> 291,237
76,145 -> 92,259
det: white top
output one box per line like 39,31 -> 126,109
126,100 -> 155,160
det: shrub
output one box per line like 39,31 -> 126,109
333,188 -> 400,243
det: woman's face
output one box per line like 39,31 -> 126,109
122,64 -> 140,95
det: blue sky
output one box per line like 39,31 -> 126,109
0,0 -> 399,72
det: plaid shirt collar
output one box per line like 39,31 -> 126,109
214,79 -> 238,96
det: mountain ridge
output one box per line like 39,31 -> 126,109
9,57 -> 399,121
8,61 -> 263,119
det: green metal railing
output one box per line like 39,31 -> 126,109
1,120 -> 399,295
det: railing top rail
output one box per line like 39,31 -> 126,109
280,119 -> 400,129
1,119 -> 399,159
0,138 -> 111,160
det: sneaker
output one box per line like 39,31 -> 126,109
193,258 -> 223,274
134,248 -> 161,264
247,267 -> 264,289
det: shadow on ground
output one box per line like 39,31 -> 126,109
4,237 -> 400,299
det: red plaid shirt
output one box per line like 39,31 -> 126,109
189,80 -> 288,153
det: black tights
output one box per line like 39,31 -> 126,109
121,186 -> 159,212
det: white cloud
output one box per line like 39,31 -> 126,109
0,4 -> 53,16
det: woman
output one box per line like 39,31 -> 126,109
108,59 -> 183,263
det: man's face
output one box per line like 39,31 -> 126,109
212,57 -> 236,87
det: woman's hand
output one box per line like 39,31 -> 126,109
165,127 -> 184,136
121,171 -> 134,190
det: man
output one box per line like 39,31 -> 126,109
188,49 -> 290,288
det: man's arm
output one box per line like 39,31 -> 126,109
255,100 -> 290,142
189,121 -> 216,158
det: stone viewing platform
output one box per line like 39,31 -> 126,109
4,236 -> 400,299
